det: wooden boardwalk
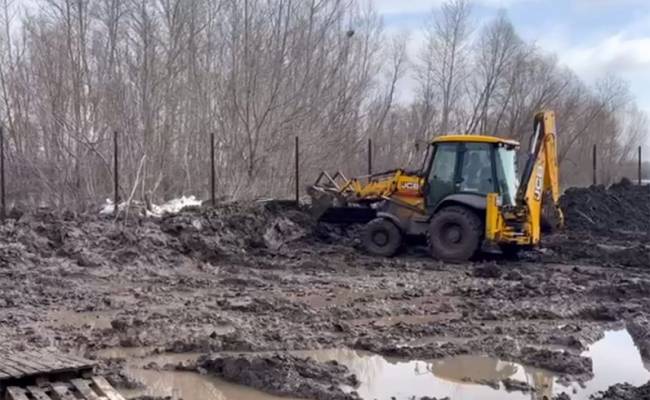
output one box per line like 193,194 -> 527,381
0,351 -> 125,400
4,377 -> 125,400
0,351 -> 93,382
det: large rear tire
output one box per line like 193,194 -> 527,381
362,218 -> 402,257
429,206 -> 482,262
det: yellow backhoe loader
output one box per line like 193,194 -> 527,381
308,110 -> 563,262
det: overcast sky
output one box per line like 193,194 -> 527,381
373,0 -> 650,118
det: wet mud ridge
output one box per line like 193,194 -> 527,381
0,183 -> 649,399
198,354 -> 360,400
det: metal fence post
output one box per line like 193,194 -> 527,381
113,130 -> 119,216
211,131 -> 216,207
295,136 -> 300,206
592,144 -> 597,186
368,138 -> 372,176
0,126 -> 5,222
639,146 -> 643,186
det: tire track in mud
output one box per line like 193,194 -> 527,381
0,185 -> 649,399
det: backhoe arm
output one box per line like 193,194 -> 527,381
517,110 -> 564,242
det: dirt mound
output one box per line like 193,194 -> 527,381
590,381 -> 650,400
561,180 -> 650,235
545,181 -> 650,268
198,354 -> 360,400
159,201 -> 316,260
0,201 -> 322,271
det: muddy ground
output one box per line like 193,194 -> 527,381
1,182 -> 650,399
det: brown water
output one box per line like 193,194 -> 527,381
97,348 -> 297,400
98,329 -> 650,400
121,369 -> 298,400
300,329 -> 650,400
299,348 -> 554,400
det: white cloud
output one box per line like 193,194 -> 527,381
559,35 -> 650,79
370,0 -> 441,15
536,33 -> 650,116
370,0 -> 536,15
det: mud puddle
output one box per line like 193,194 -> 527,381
301,329 -> 650,399
98,330 -> 650,400
98,349 -> 301,400
121,369 -> 300,400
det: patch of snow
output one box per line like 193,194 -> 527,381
100,195 -> 203,217
151,196 -> 202,215
99,199 -> 122,215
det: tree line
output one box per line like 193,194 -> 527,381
0,0 -> 646,208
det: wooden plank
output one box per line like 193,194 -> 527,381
70,379 -> 105,400
38,352 -> 71,369
0,351 -> 94,381
53,354 -> 93,370
49,383 -> 76,400
24,352 -> 66,371
90,377 -> 125,400
14,357 -> 60,374
6,355 -> 51,374
26,353 -> 76,373
25,351 -> 83,374
5,387 -> 30,400
27,386 -> 53,400
60,354 -> 93,366
2,357 -> 40,376
0,363 -> 24,378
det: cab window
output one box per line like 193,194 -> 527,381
459,143 -> 494,194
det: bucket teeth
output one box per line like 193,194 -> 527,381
307,186 -> 344,220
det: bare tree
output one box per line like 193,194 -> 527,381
0,0 -> 645,208
419,0 -> 471,134
465,11 -> 522,134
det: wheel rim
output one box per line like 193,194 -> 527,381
372,230 -> 389,247
441,223 -> 463,246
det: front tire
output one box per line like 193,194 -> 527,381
429,206 -> 482,262
362,218 -> 402,257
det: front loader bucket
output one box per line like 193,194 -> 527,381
308,171 -> 351,220
307,185 -> 340,220
308,170 -> 378,224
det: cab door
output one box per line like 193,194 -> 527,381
426,143 -> 460,208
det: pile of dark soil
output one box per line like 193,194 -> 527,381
0,201 -> 326,271
544,180 -> 650,268
561,179 -> 650,236
198,353 -> 360,400
590,381 -> 650,400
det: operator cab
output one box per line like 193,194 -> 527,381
425,135 -> 520,211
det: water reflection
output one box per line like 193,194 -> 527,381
96,329 -> 650,400
122,368 -> 299,400
302,329 -> 649,400
302,348 -> 548,400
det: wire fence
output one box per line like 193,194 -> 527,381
591,144 -> 647,186
0,128 -> 646,222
